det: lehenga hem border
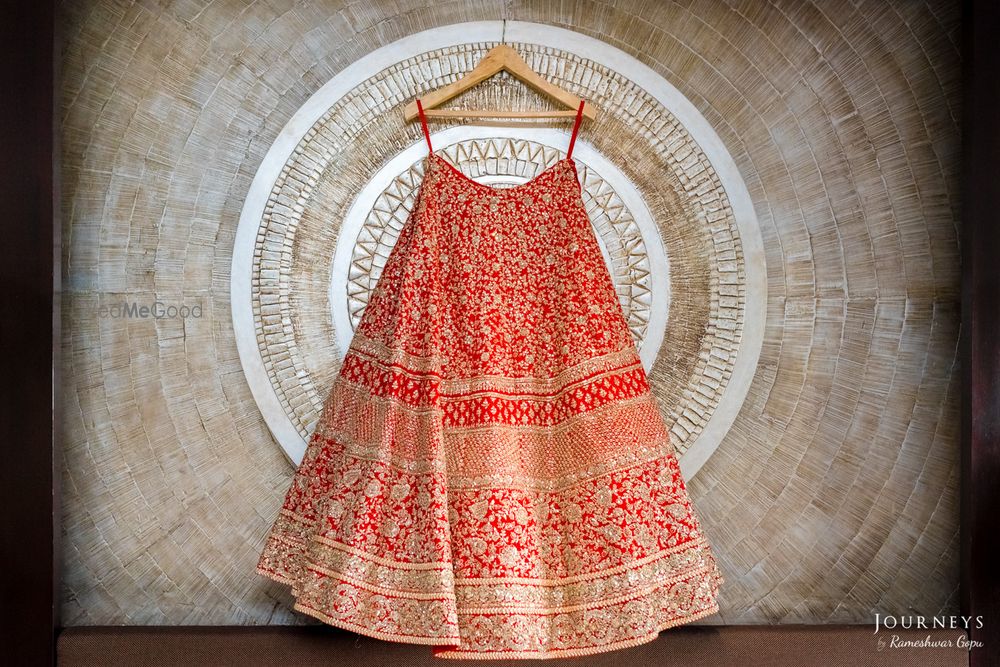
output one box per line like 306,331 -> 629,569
256,563 -> 463,646
292,600 -> 462,645
432,601 -> 722,660
256,560 -> 722,659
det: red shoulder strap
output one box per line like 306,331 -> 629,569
416,98 -> 433,153
567,99 -> 585,159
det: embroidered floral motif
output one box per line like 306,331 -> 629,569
256,140 -> 723,659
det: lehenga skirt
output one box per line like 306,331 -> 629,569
256,152 -> 723,659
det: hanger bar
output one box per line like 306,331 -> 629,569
421,109 -> 583,119
404,44 -> 598,122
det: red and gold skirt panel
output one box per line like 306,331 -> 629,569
256,331 -> 724,659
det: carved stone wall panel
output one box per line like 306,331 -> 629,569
58,2 -> 961,628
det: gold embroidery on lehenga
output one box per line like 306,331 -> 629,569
256,103 -> 723,659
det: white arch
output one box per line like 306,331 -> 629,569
231,20 -> 766,477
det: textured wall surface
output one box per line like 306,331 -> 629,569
59,0 -> 961,626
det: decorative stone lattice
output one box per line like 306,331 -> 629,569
58,4 -> 962,631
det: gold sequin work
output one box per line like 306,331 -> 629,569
255,99 -> 724,659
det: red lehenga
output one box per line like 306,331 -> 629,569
255,99 -> 724,659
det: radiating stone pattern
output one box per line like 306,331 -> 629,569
58,0 -> 961,631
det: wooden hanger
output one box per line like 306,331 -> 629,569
403,44 -> 597,122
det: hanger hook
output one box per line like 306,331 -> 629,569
501,19 -> 506,45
